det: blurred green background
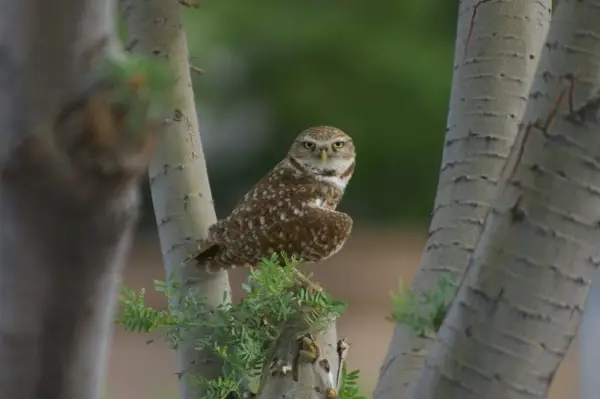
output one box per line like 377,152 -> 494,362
137,1 -> 459,226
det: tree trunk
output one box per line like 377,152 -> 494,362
0,0 -> 153,398
408,0 -> 600,397
374,1 -> 550,397
256,321 -> 342,399
118,1 -> 232,398
579,269 -> 600,399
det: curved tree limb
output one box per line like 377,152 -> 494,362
410,0 -> 600,397
118,1 -> 232,398
374,1 -> 550,397
0,1 -> 159,397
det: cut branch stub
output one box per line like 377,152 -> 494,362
255,275 -> 346,399
256,326 -> 345,399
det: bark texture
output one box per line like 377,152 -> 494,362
374,1 -> 550,397
409,0 -> 600,397
579,269 -> 600,399
118,1 -> 232,398
257,321 -> 343,399
0,0 -> 153,398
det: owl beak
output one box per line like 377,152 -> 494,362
320,149 -> 328,162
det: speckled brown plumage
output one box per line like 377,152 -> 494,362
194,126 -> 356,272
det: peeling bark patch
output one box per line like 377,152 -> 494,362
509,197 -> 526,222
566,94 -> 600,125
516,306 -> 553,322
503,123 -> 533,183
464,0 -> 494,58
540,86 -> 566,132
173,108 -> 183,121
467,287 -> 504,316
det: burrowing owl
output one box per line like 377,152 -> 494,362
194,126 -> 356,272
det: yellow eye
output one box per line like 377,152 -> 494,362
332,141 -> 345,149
303,141 -> 316,150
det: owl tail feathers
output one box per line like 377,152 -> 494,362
193,243 -> 220,264
185,243 -> 227,273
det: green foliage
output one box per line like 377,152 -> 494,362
98,54 -> 174,132
176,1 -> 459,223
117,254 -> 361,398
388,273 -> 457,337
338,365 -> 368,399
117,287 -> 172,333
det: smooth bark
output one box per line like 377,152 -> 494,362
118,1 -> 232,398
409,0 -> 600,397
257,321 -> 342,399
0,0 -> 151,398
374,1 -> 551,397
579,268 -> 600,399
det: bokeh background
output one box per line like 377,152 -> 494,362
107,2 -> 580,398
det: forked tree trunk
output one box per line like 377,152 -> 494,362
409,0 -> 600,397
0,0 -> 153,398
374,1 -> 550,397
118,1 -> 232,398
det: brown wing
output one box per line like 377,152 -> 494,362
202,205 -> 352,271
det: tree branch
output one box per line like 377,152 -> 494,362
374,1 -> 551,397
257,322 -> 342,399
254,275 -> 346,399
409,0 -> 600,397
0,1 -> 157,397
118,1 -> 232,398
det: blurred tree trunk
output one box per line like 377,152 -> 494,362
579,269 -> 600,399
408,0 -> 600,397
374,1 -> 550,397
118,1 -> 232,398
0,0 -> 154,398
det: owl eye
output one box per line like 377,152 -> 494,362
332,141 -> 345,149
303,141 -> 316,150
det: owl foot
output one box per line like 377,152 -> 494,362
291,270 -> 323,295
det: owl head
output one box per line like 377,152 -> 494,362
287,126 -> 356,179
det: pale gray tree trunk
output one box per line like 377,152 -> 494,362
580,269 -> 600,399
408,0 -> 600,397
118,1 -> 232,398
374,1 -> 550,397
256,321 -> 343,399
0,0 -> 151,398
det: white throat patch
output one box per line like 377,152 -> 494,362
316,175 -> 347,191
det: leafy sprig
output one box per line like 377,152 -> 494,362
387,273 -> 457,336
117,254 -> 356,398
